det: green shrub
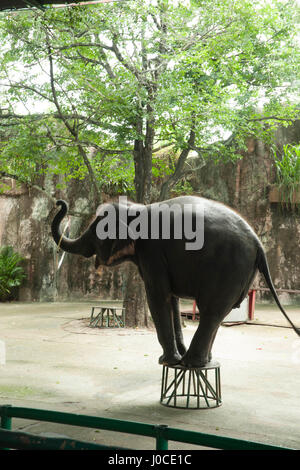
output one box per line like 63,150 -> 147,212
0,246 -> 26,301
273,144 -> 300,209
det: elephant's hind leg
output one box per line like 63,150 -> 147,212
180,305 -> 229,368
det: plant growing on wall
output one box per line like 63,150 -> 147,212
0,246 -> 26,301
272,144 -> 300,210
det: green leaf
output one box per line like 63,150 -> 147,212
0,246 -> 26,301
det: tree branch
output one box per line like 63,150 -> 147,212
46,38 -> 76,137
0,82 -> 54,104
247,116 -> 296,123
76,50 -> 116,79
44,34 -> 102,206
111,37 -> 142,82
0,112 -> 102,127
159,127 -> 196,201
53,42 -> 114,52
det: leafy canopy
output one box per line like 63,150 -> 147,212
0,0 -> 298,204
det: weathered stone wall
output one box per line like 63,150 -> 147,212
189,121 -> 300,304
1,122 -> 299,303
0,178 -> 126,301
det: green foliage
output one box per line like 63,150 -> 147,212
0,0 -> 299,202
152,149 -> 175,179
273,144 -> 300,209
172,180 -> 194,196
93,154 -> 135,195
0,246 -> 26,301
0,181 -> 12,194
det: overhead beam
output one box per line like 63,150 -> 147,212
24,1 -> 46,10
0,0 -> 119,11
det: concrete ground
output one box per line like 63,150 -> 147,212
0,300 -> 299,450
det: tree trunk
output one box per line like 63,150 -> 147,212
122,142 -> 153,327
122,262 -> 150,328
133,143 -> 153,204
122,86 -> 156,327
122,144 -> 152,328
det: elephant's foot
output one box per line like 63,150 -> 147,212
180,351 -> 212,369
176,343 -> 187,357
159,352 -> 182,366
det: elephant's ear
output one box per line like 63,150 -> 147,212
106,239 -> 135,266
105,200 -> 145,266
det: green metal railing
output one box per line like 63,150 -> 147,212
0,405 -> 295,450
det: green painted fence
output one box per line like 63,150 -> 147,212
0,405 -> 295,450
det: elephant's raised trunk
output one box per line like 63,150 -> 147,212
51,200 -> 94,257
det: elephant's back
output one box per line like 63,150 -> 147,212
156,195 -> 260,249
159,197 -> 260,301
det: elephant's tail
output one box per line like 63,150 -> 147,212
257,245 -> 300,336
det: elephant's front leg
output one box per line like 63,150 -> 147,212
146,289 -> 182,366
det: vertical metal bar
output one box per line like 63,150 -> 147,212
165,366 -> 169,396
90,307 -> 94,324
174,369 -> 178,407
216,367 -> 221,404
155,425 -> 168,450
199,370 -> 217,401
186,370 -> 192,408
196,371 -> 210,408
197,371 -> 200,408
94,309 -> 101,328
160,366 -> 166,402
0,406 -> 12,430
165,371 -> 178,404
163,367 -> 179,404
0,405 -> 12,450
165,370 -> 185,406
192,369 -> 197,395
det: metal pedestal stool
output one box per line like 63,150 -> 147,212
160,361 -> 221,409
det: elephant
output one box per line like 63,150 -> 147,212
51,196 -> 299,368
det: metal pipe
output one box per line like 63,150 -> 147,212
0,405 -> 294,450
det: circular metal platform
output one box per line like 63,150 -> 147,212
160,361 -> 222,409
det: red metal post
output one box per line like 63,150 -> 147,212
192,301 -> 196,321
248,290 -> 256,320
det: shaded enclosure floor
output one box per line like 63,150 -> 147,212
0,301 -> 299,450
